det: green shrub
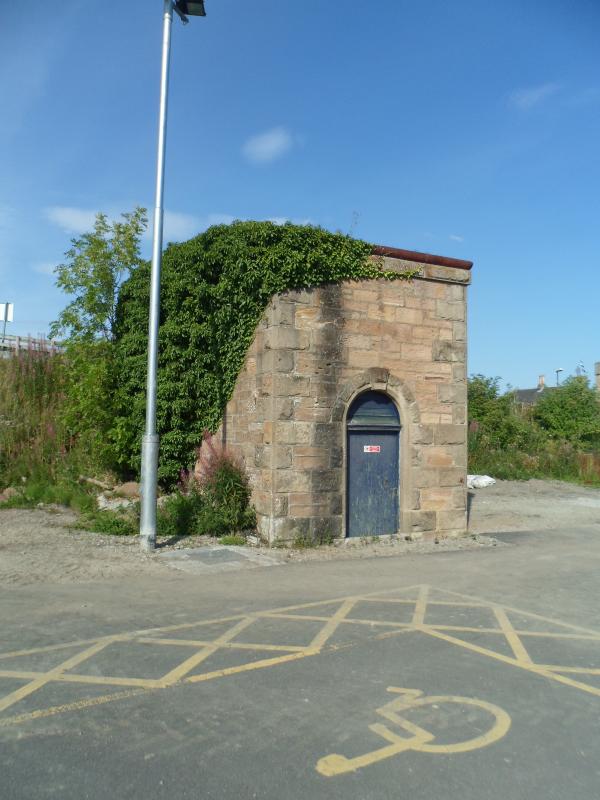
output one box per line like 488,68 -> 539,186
76,510 -> 137,536
156,490 -> 204,537
192,433 -> 256,536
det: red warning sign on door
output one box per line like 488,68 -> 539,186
363,445 -> 381,453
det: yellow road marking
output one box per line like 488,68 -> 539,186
0,670 -> 42,680
0,688 -> 151,728
423,586 -> 600,637
514,630 -> 600,641
0,639 -> 105,661
263,612 -> 412,629
411,585 -> 429,626
428,625 -> 600,641
3,583 -> 600,728
536,666 -> 600,675
0,638 -> 116,714
308,598 -> 357,650
493,607 -> 532,663
160,617 -> 257,686
136,637 -> 307,653
258,612 -> 333,623
316,687 -> 511,776
186,649 -> 320,683
0,669 -> 158,688
422,626 -> 600,699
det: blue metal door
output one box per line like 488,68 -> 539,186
346,392 -> 400,537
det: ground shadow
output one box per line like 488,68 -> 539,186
467,491 -> 475,523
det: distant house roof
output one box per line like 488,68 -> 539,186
514,386 -> 555,405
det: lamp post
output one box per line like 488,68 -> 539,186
140,0 -> 207,553
555,368 -> 564,386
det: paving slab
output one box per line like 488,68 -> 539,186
156,545 -> 285,573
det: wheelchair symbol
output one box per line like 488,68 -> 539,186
316,687 -> 511,777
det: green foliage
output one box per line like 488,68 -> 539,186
0,348 -> 72,488
468,373 -> 600,486
76,510 -> 138,536
192,437 -> 256,535
50,208 -> 147,343
0,344 -> 120,493
60,341 -> 122,472
0,479 -> 96,512
3,217 -> 414,505
220,535 -> 246,546
467,375 -> 501,421
156,490 -> 204,537
0,208 -> 148,498
152,440 -> 256,538
533,376 -> 600,445
292,534 -> 318,549
114,221 -> 416,483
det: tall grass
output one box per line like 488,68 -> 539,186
0,346 -> 105,509
0,346 -> 70,486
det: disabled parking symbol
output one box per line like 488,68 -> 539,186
316,687 -> 511,777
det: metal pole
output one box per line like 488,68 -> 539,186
140,0 -> 174,552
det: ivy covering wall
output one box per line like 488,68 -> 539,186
114,221 -> 415,484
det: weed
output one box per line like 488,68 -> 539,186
220,534 -> 246,546
156,490 -> 203,537
75,510 -> 137,536
317,529 -> 335,546
0,478 -> 96,512
292,534 -> 317,549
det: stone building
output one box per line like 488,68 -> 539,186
217,245 -> 472,544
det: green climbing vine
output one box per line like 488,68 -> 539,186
113,221 -> 417,484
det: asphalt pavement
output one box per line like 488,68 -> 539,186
2,524 -> 600,799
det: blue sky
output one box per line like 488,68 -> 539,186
1,0 -> 599,389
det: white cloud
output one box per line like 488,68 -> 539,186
158,212 -> 236,242
268,216 -> 313,226
33,261 -> 56,276
449,234 -> 464,243
242,127 -> 294,164
509,82 -> 561,110
204,213 -> 236,227
162,211 -> 201,242
157,212 -> 313,241
44,206 -> 97,234
44,205 -> 313,248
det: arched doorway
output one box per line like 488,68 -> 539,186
346,390 -> 401,537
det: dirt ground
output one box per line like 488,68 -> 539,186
1,479 -> 599,587
467,478 -> 600,533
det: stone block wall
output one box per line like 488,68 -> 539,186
216,252 -> 471,543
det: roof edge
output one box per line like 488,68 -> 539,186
372,244 -> 473,271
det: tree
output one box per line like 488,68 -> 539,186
533,376 -> 600,446
50,207 -> 147,342
467,374 -> 502,422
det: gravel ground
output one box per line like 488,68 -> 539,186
468,478 -> 600,533
1,479 -> 599,586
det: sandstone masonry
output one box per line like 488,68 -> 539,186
213,249 -> 471,543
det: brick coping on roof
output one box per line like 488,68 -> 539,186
372,244 -> 473,271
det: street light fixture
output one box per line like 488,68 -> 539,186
140,1 -> 207,553
175,1 -> 206,16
